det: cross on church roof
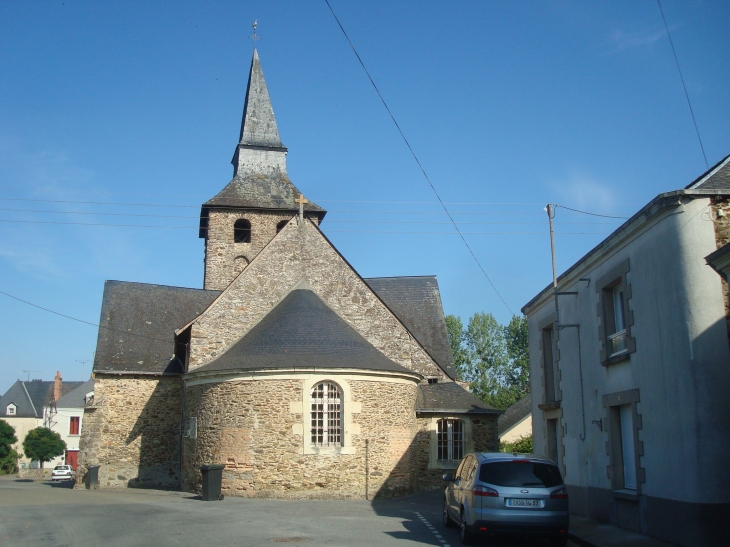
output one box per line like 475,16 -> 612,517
249,20 -> 262,47
295,194 -> 308,222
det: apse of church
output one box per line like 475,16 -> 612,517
77,48 -> 500,499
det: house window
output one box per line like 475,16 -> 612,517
310,382 -> 342,447
603,389 -> 643,492
546,418 -> 560,465
597,259 -> 635,365
276,220 -> 289,233
618,404 -> 637,490
233,219 -> 251,243
69,416 -> 80,435
437,419 -> 464,461
6,404 -> 16,416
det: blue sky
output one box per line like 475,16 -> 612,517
1,1 -> 728,391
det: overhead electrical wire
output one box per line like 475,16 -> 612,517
324,0 -> 514,314
554,205 -> 629,219
0,219 -> 609,235
0,289 -> 172,344
657,0 -> 708,170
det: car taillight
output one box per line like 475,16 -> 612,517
472,485 -> 499,497
550,488 -> 568,499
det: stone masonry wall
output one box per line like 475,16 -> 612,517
76,375 -> 182,489
412,415 -> 497,491
182,376 -> 418,499
204,210 -> 318,291
190,219 -> 445,380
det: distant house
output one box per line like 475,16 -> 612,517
497,393 -> 532,444
0,372 -> 83,468
44,379 -> 94,470
521,155 -> 730,546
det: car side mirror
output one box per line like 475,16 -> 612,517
442,473 -> 454,482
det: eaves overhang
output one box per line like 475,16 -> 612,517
521,189 -> 730,316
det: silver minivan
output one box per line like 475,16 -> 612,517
443,452 -> 569,546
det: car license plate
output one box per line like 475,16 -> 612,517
507,499 -> 540,507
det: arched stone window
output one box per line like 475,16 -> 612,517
233,219 -> 251,243
310,382 -> 342,447
276,219 -> 289,233
437,418 -> 464,461
233,255 -> 249,275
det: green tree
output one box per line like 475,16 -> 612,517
450,312 -> 530,410
0,420 -> 20,474
22,427 -> 66,470
500,434 -> 533,454
445,315 -> 469,369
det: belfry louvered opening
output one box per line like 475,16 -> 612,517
310,382 -> 342,447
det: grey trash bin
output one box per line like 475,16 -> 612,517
200,464 -> 224,501
86,465 -> 100,490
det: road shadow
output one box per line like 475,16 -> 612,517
42,480 -> 76,489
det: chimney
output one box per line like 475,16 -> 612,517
54,371 -> 62,402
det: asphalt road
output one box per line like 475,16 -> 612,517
0,476 -> 576,547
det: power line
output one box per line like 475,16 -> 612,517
324,0 -> 514,315
657,0 -> 708,169
0,208 -> 623,225
554,205 -> 629,219
0,218 -> 609,235
0,289 -> 172,344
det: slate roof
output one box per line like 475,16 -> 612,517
199,49 -> 325,236
93,281 -> 220,375
685,153 -> 730,190
55,379 -> 94,409
498,393 -> 532,436
238,49 -> 284,150
416,382 -> 501,414
193,289 -> 417,376
364,276 -> 456,379
0,379 -> 84,418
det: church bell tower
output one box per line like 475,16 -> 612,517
199,49 -> 326,291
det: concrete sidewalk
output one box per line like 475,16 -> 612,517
569,515 -> 676,547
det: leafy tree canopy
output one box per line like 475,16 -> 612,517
0,419 -> 18,459
446,312 -> 529,410
22,427 -> 66,469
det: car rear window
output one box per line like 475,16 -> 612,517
54,466 -> 66,470
479,461 -> 563,487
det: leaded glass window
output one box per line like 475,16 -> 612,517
310,382 -> 342,447
437,419 -> 464,461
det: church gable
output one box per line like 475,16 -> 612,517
188,219 -> 450,380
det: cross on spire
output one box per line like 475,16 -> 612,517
295,194 -> 308,222
249,20 -> 262,48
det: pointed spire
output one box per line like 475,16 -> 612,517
238,49 -> 284,149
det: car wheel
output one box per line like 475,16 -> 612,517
443,498 -> 455,528
460,509 -> 475,545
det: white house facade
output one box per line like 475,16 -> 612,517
521,155 -> 730,546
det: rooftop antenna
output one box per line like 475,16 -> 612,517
76,359 -> 92,378
22,370 -> 41,381
249,20 -> 262,50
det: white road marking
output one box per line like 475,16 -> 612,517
413,511 -> 451,547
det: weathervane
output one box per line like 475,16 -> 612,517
249,20 -> 262,48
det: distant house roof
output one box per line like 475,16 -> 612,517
93,281 -> 220,375
192,289 -> 417,376
498,393 -> 532,437
55,379 -> 94,409
685,153 -> 730,190
416,382 -> 502,415
0,379 -> 84,418
364,276 -> 457,379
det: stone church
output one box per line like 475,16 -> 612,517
78,49 -> 500,499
